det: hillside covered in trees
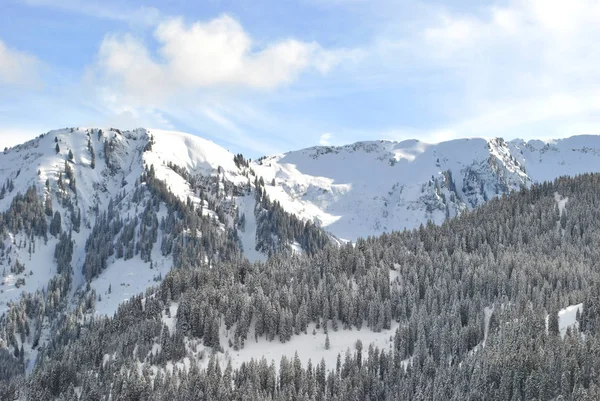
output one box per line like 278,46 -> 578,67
0,128 -> 331,399
2,173 -> 600,399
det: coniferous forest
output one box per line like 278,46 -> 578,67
3,170 -> 600,399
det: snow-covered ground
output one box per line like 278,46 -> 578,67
554,192 -> 569,216
558,303 -> 583,339
155,301 -> 399,374
235,195 -> 266,263
91,254 -> 171,317
142,129 -> 248,208
222,321 -> 399,370
0,233 -> 58,315
482,306 -> 493,347
545,303 -> 583,339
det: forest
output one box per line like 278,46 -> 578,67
3,171 -> 600,400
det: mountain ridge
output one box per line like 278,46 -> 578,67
0,127 -> 327,319
252,133 -> 600,241
5,129 -> 600,244
3,127 -> 600,306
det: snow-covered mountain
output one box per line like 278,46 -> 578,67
2,126 -> 600,383
2,128 -> 600,322
0,127 -> 308,321
253,135 -> 600,241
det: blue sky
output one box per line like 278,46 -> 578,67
1,0 -> 599,157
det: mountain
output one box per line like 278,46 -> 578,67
3,128 -> 600,321
0,127 -> 326,320
3,129 -> 600,316
252,135 -> 600,241
10,171 -> 600,401
3,127 -> 600,399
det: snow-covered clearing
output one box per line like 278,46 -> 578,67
222,321 -> 400,371
235,195 -> 266,263
153,302 -> 400,374
90,257 -> 171,317
558,303 -> 582,339
482,306 -> 493,347
554,192 -> 569,216
545,303 -> 583,339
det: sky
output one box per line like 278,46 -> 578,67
0,0 -> 599,157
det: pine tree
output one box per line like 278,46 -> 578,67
549,310 -> 560,336
45,196 -> 53,216
50,211 -> 62,236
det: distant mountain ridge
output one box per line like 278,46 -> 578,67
4,129 -> 600,243
252,134 -> 600,241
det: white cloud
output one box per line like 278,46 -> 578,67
81,14 -> 363,156
96,33 -> 166,101
93,14 -> 360,102
155,16 -> 314,89
319,133 -> 333,146
422,0 -> 600,88
0,39 -> 40,87
373,0 -> 600,142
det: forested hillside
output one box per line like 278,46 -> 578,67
3,173 -> 600,400
0,128 -> 330,395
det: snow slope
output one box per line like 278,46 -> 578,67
0,127 -> 257,317
253,135 -> 600,242
235,195 -> 266,263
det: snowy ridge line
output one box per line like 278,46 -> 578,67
252,134 -> 600,242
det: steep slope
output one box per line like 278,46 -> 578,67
0,127 -> 321,320
253,135 -> 600,241
0,127 -> 331,385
